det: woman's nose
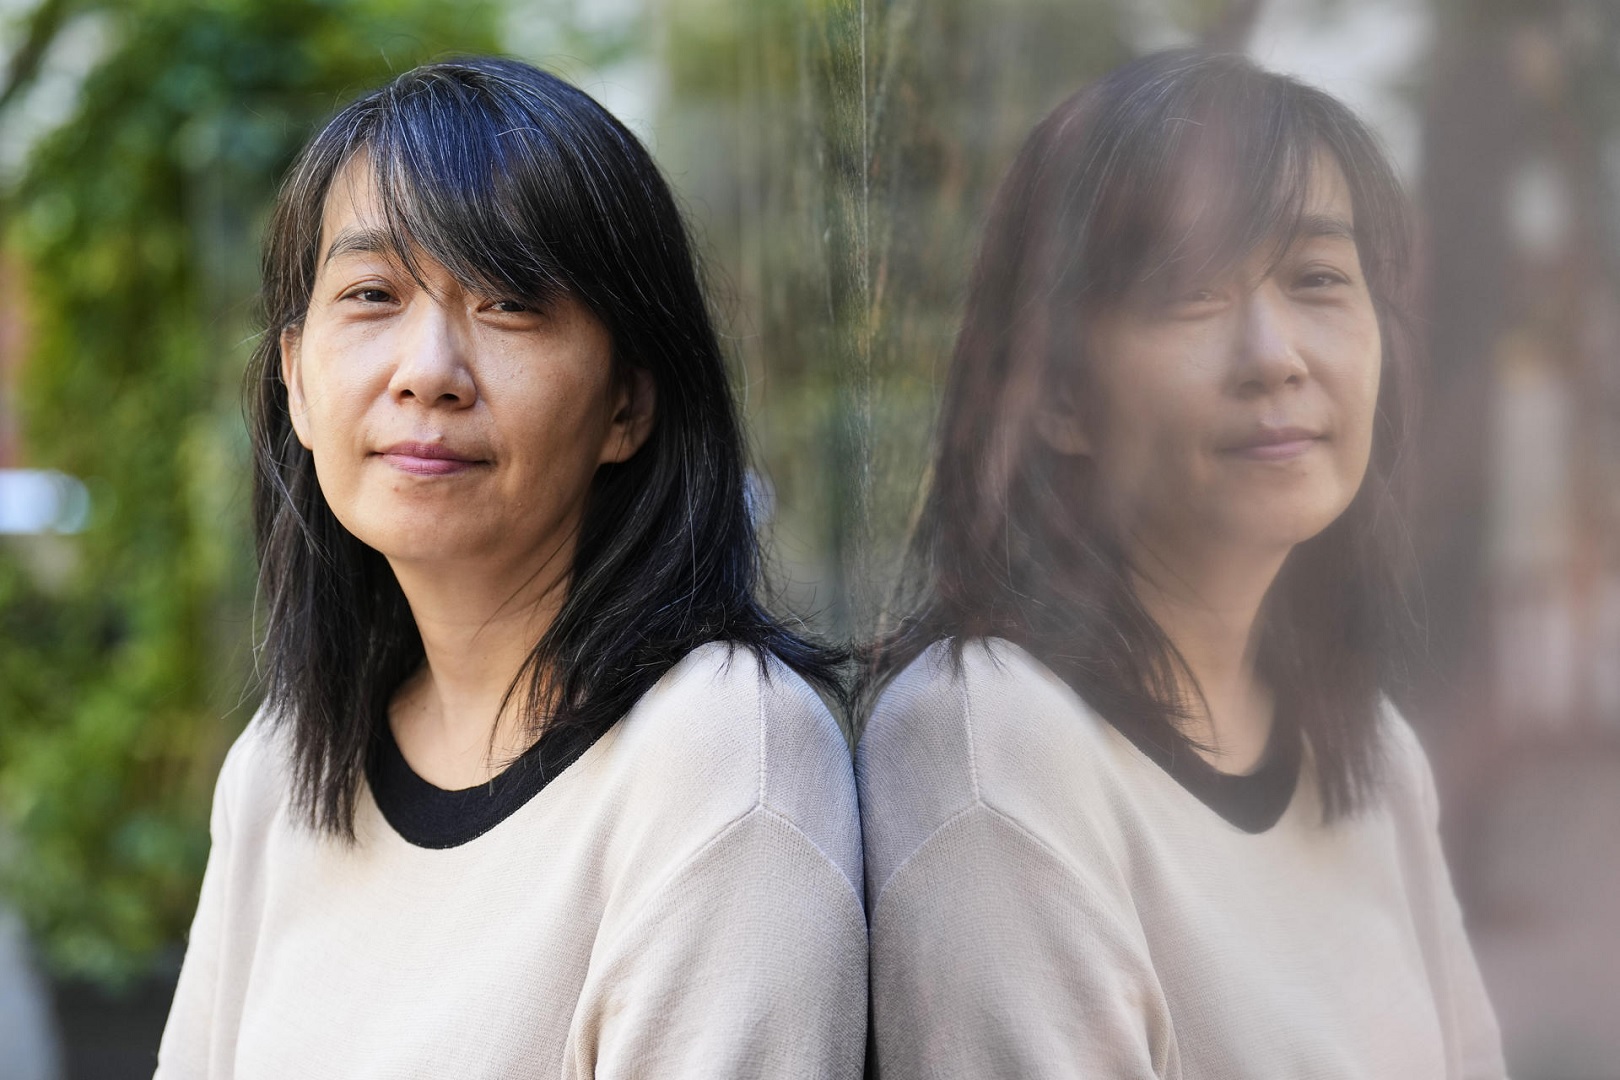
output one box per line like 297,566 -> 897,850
387,301 -> 478,407
1232,286 -> 1308,394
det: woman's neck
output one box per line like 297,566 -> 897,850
386,549 -> 571,788
1125,533 -> 1289,775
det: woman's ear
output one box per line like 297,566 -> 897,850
280,325 -> 314,451
600,366 -> 657,465
1034,400 -> 1092,456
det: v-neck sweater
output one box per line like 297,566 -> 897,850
856,638 -> 1507,1080
155,643 -> 867,1079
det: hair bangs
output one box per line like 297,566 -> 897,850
351,73 -> 580,312
1078,63 -> 1328,305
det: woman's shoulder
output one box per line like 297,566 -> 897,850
207,705 -> 296,840
601,640 -> 858,878
617,639 -> 846,766
857,637 -> 1127,881
861,636 -> 1117,774
1371,697 -> 1444,826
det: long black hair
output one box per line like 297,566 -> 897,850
866,50 -> 1421,820
250,56 -> 842,837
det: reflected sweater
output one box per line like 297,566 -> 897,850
858,639 -> 1508,1080
155,643 -> 867,1079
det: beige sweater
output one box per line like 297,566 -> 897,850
155,643 -> 867,1079
858,639 -> 1507,1080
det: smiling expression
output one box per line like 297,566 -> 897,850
1056,153 -> 1382,561
280,156 -> 653,574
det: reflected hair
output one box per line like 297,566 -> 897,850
249,57 -> 841,837
869,50 -> 1419,819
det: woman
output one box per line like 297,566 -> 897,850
859,51 -> 1506,1078
157,57 -> 865,1078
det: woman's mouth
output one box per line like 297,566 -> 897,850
1219,427 -> 1324,461
376,441 -> 488,476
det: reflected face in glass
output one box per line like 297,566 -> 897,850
280,156 -> 651,571
1069,155 -> 1381,560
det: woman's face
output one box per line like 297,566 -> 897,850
281,156 -> 653,574
1058,154 -> 1381,564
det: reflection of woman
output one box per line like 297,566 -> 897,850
860,51 -> 1506,1078
157,58 -> 865,1078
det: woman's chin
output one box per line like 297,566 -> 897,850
1228,476 -> 1356,536
1226,508 -> 1346,554
345,519 -> 505,568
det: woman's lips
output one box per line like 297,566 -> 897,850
1220,427 -> 1324,461
377,441 -> 487,476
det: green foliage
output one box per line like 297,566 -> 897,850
0,0 -> 501,987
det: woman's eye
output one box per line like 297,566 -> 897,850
346,287 -> 395,304
1296,270 -> 1349,290
1165,285 -> 1224,310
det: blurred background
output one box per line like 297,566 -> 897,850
0,0 -> 1616,1076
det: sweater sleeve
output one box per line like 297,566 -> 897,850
154,731 -> 246,1080
1393,722 -> 1509,1080
564,806 -> 868,1080
868,803 -> 1178,1080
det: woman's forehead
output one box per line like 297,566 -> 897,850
1131,148 -> 1358,284
306,143 -> 573,305
310,151 -> 486,294
316,153 -> 391,263
1299,152 -> 1356,225
1176,143 -> 1350,230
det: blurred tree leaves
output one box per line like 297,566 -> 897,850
0,0 -> 500,986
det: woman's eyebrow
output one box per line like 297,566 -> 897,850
322,225 -> 398,267
1296,213 -> 1357,242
